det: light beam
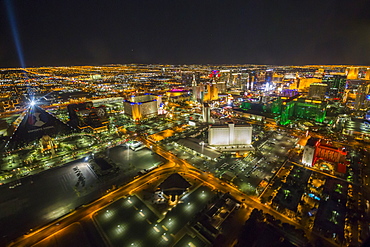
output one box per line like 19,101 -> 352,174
5,0 -> 26,68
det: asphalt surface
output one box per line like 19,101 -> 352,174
0,159 -> 104,246
0,146 -> 164,246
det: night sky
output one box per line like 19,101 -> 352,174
1,0 -> 370,68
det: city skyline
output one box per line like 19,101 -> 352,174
0,64 -> 369,247
1,0 -> 370,245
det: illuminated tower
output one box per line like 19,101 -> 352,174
265,69 -> 273,83
210,78 -> 219,100
302,138 -> 318,167
346,67 -> 359,80
322,75 -> 347,99
354,83 -> 370,110
241,70 -> 249,91
203,81 -> 218,102
191,74 -> 196,87
365,69 -> 370,80
308,83 -> 328,99
156,95 -> 162,109
219,70 -> 232,88
216,81 -> 226,94
202,103 -> 211,123
123,94 -> 158,121
191,74 -> 197,101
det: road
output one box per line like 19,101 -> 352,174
9,135 -> 341,247
8,161 -> 180,247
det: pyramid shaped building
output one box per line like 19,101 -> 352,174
5,105 -> 76,150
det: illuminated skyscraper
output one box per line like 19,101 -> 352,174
202,103 -> 211,123
322,75 -> 347,99
354,83 -> 370,110
278,96 -> 327,125
302,138 -> 317,167
191,74 -> 197,87
346,67 -> 359,80
308,83 -> 328,99
123,94 -> 159,120
241,70 -> 250,91
265,69 -> 273,83
191,74 -> 200,101
210,78 -> 219,100
203,80 -> 218,102
208,123 -> 252,146
365,69 -> 370,80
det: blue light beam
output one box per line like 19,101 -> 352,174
5,0 -> 26,68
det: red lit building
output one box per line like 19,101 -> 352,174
302,138 -> 347,174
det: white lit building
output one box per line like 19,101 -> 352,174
302,145 -> 315,167
202,103 -> 211,123
302,138 -> 318,167
208,123 -> 252,146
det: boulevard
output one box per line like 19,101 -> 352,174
8,135 -> 342,247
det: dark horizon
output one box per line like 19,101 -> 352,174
3,62 -> 370,70
1,0 -> 370,68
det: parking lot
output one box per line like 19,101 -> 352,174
107,145 -> 164,176
94,186 -> 215,247
160,131 -> 297,196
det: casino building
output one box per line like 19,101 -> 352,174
123,94 -> 162,120
67,102 -> 108,133
302,138 -> 347,175
5,105 -> 75,150
208,123 -> 252,146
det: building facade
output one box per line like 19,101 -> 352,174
123,94 -> 161,120
208,123 -> 252,146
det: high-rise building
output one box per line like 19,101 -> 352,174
208,123 -> 252,146
210,79 -> 219,100
289,77 -> 322,91
203,80 -> 218,101
202,103 -> 211,123
354,83 -> 370,110
216,81 -> 226,94
123,94 -> 160,120
322,75 -> 347,99
277,96 -> 327,125
346,67 -> 359,80
193,85 -> 204,102
241,70 -> 250,91
308,83 -> 328,99
219,70 -> 232,88
365,69 -> 370,80
302,138 -> 347,174
265,70 -> 273,83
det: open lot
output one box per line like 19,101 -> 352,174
107,145 -> 164,175
0,145 -> 165,245
94,186 -> 215,247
